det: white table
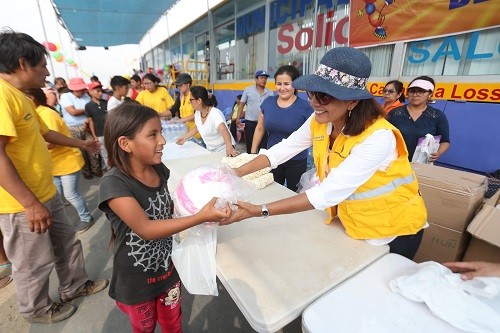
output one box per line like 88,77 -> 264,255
161,141 -> 210,161
166,153 -> 389,332
302,253 -> 463,333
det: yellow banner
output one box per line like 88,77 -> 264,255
349,0 -> 500,48
369,82 -> 500,102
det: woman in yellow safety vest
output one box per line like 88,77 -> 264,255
220,47 -> 427,260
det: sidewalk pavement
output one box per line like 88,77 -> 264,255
0,171 -> 301,332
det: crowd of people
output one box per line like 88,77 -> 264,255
0,27 -> 498,333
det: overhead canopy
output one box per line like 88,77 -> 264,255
52,0 -> 178,47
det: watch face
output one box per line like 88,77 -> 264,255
261,204 -> 269,217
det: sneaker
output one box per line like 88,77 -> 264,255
25,302 -> 76,324
75,217 -> 95,234
60,279 -> 109,303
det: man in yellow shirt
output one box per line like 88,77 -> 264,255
0,30 -> 108,324
174,73 -> 201,139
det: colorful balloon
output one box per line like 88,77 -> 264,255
54,43 -> 60,51
52,51 -> 61,58
66,58 -> 74,65
56,56 -> 64,62
47,42 -> 57,52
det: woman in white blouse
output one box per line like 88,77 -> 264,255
176,86 -> 238,157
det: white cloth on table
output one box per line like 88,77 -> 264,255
390,261 -> 500,333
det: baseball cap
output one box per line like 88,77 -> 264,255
87,82 -> 103,90
255,70 -> 270,78
175,73 -> 193,85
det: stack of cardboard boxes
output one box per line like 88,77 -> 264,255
464,189 -> 500,262
411,163 -> 487,263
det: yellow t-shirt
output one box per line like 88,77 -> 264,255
179,92 -> 200,139
0,78 -> 57,213
136,87 -> 174,114
36,105 -> 84,176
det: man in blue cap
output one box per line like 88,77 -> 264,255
236,70 -> 274,154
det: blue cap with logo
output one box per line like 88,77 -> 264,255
255,70 -> 270,78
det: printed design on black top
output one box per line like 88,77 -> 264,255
126,187 -> 174,272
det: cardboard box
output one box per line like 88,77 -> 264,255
463,238 -> 500,263
413,222 -> 470,263
412,163 -> 487,232
463,190 -> 500,262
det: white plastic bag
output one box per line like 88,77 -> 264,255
171,223 -> 218,296
412,134 -> 441,164
297,167 -> 320,193
171,164 -> 255,296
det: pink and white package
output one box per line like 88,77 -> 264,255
173,164 -> 254,217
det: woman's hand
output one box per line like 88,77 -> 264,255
429,152 -> 440,162
443,261 -> 500,280
219,201 -> 259,226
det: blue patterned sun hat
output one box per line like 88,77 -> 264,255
292,47 -> 373,101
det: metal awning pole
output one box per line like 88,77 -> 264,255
37,0 -> 56,79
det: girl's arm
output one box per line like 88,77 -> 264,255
108,197 -> 231,240
217,122 -> 238,157
251,112 -> 265,154
176,126 -> 199,145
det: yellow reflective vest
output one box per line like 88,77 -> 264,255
311,117 -> 427,239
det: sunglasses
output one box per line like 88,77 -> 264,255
306,91 -> 334,105
407,88 -> 430,96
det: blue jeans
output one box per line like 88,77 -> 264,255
53,171 -> 92,222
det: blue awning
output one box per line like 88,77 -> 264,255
51,0 -> 177,47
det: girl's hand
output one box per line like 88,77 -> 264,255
219,201 -> 259,226
198,197 -> 232,223
176,137 -> 186,145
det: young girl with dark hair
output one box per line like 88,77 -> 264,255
98,103 -> 230,333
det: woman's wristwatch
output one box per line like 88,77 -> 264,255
261,204 -> 269,218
